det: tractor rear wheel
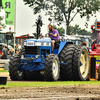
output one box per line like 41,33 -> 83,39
44,54 -> 60,81
73,46 -> 89,81
9,54 -> 25,80
59,44 -> 75,81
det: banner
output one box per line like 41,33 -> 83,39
2,0 -> 15,25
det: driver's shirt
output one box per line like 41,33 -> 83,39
48,29 -> 59,41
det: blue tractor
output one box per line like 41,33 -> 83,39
8,16 -> 89,81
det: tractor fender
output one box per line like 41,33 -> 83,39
58,41 -> 67,55
58,41 -> 71,55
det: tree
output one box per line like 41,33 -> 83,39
23,0 -> 100,35
0,1 -> 6,29
53,24 -> 91,36
0,16 -> 6,29
53,25 -> 65,36
69,24 -> 91,35
0,0 -> 2,8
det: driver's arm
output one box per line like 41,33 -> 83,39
50,33 -> 57,37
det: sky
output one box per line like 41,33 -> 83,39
0,0 -> 100,36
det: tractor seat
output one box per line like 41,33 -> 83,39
54,41 -> 60,49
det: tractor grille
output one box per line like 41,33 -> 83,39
25,46 -> 39,55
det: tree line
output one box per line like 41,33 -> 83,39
53,24 -> 91,36
0,0 -> 100,35
23,0 -> 100,35
0,0 -> 6,29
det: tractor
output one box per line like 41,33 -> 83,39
74,35 -> 92,49
62,34 -> 92,49
8,15 -> 89,81
89,20 -> 100,80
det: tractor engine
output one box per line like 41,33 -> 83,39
20,37 -> 52,71
24,38 -> 51,57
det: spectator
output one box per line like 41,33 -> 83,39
15,44 -> 19,54
81,41 -> 87,46
1,45 -> 8,59
9,48 -> 14,56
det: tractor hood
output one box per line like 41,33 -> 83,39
24,37 -> 52,47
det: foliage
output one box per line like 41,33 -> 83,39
0,1 -> 6,29
53,24 -> 91,36
0,0 -> 2,8
23,0 -> 100,35
69,24 -> 91,35
53,25 -> 65,36
0,16 -> 6,29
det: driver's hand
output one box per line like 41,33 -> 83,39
50,33 -> 52,35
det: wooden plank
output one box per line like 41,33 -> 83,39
0,64 -> 5,68
0,68 -> 4,70
0,60 -> 10,63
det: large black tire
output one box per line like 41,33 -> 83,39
44,54 -> 60,81
25,70 -> 43,81
9,54 -> 25,80
73,46 -> 89,81
59,44 -> 75,81
19,46 -> 25,56
98,65 -> 100,81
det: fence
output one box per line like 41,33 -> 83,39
0,60 -> 10,70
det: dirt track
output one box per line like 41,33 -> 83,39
1,72 -> 100,100
0,85 -> 100,99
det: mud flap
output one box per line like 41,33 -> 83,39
91,57 -> 96,78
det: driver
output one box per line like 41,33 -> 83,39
48,24 -> 59,53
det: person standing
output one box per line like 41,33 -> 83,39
15,44 -> 19,54
9,48 -> 14,56
1,45 -> 8,59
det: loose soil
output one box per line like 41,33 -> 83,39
0,85 -> 100,100
0,72 -> 100,100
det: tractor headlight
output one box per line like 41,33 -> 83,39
35,42 -> 51,46
21,55 -> 24,59
35,42 -> 41,46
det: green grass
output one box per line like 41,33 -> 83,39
0,70 -> 8,72
1,81 -> 100,88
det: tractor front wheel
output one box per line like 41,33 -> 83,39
44,54 -> 60,81
9,54 -> 25,80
